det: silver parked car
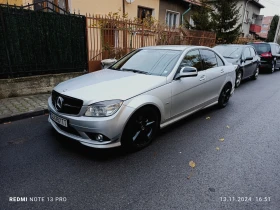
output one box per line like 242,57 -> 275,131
48,46 -> 236,150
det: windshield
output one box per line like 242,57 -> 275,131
213,45 -> 243,59
249,43 -> 271,55
110,49 -> 182,76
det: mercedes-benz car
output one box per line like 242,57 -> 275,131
48,46 -> 236,150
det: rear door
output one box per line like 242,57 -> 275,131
199,49 -> 227,103
249,47 -> 258,76
271,44 -> 280,68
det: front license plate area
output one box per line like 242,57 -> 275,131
50,112 -> 68,127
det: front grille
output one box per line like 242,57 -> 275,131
55,122 -> 81,137
52,90 -> 83,115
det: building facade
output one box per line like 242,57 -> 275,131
257,16 -> 273,39
71,0 -> 160,20
0,0 -> 22,5
237,0 -> 264,38
158,0 -> 200,28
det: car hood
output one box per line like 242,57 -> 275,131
54,69 -> 167,105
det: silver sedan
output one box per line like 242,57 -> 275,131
48,46 -> 236,150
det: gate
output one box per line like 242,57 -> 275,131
0,1 -> 87,79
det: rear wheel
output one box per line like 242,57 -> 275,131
121,107 -> 160,151
218,84 -> 232,108
270,62 -> 275,74
235,70 -> 242,88
252,66 -> 259,80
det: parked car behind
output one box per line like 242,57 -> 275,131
48,46 -> 236,151
247,42 -> 280,73
213,44 -> 260,88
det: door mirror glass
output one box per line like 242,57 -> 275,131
245,56 -> 253,61
175,66 -> 198,80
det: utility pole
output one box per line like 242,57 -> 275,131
123,0 -> 125,16
274,16 -> 280,43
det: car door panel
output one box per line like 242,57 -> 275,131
242,47 -> 254,78
171,49 -> 206,118
199,50 -> 227,103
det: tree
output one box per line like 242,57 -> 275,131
185,0 -> 212,31
210,0 -> 241,43
267,15 -> 279,42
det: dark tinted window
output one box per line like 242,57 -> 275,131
111,49 -> 181,76
250,48 -> 256,57
249,43 -> 271,54
178,50 -> 203,72
200,50 -> 218,69
243,48 -> 251,59
213,45 -> 243,59
216,55 -> 224,66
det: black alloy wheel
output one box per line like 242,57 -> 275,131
252,66 -> 259,80
218,85 -> 232,108
121,107 -> 159,150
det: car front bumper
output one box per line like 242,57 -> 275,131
48,97 -> 135,148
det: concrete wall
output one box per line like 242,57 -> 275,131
0,73 -> 84,99
71,0 -> 159,19
0,0 -> 22,5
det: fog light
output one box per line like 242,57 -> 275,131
96,134 -> 103,142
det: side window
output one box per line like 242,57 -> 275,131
178,50 -> 203,72
216,55 -> 224,66
250,48 -> 256,57
243,48 -> 251,59
200,50 -> 218,69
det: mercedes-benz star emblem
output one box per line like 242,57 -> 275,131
56,96 -> 64,111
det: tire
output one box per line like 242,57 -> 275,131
218,84 -> 232,108
270,62 -> 275,74
235,69 -> 242,88
252,66 -> 259,80
121,106 -> 160,151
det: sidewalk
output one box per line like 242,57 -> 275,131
0,94 -> 50,124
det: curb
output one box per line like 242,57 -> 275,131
0,108 -> 49,124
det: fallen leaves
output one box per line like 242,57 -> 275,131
188,160 -> 196,179
219,138 -> 225,142
3,122 -> 11,124
226,125 -> 230,129
216,147 -> 220,151
189,160 -> 196,168
206,116 -> 211,120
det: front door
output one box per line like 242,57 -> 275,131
171,50 -> 206,117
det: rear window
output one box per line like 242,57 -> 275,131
249,43 -> 271,55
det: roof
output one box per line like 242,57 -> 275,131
183,0 -> 201,6
141,45 -> 194,51
250,0 -> 265,9
215,44 -> 247,48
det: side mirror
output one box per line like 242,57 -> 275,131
245,56 -> 253,61
175,66 -> 198,80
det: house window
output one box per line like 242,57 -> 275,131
138,6 -> 153,21
166,11 -> 180,28
33,0 -> 69,13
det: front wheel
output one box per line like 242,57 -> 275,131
121,107 -> 160,151
270,62 -> 275,74
218,85 -> 232,108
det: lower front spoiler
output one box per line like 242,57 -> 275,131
48,117 -> 121,149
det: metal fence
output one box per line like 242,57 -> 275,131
86,14 -> 216,72
0,2 -> 87,79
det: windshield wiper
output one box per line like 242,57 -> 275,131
223,56 -> 235,59
121,68 -> 150,75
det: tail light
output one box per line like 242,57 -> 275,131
261,52 -> 272,58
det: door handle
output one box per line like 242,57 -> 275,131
221,69 -> 224,73
200,75 -> 206,81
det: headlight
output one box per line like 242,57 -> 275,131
85,100 -> 123,117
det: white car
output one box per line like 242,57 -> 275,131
48,46 -> 236,150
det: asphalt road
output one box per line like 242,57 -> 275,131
1,72 -> 280,210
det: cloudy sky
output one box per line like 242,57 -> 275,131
259,0 -> 280,16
